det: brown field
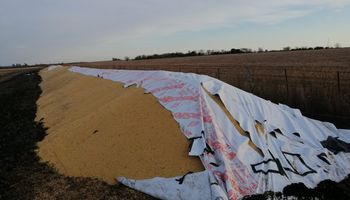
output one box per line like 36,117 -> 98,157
76,48 -> 350,70
0,66 -> 44,83
73,48 -> 350,128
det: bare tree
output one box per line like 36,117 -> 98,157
283,46 -> 291,51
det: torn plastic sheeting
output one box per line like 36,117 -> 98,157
68,66 -> 350,200
118,170 -> 227,200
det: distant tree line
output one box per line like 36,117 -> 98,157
11,63 -> 28,67
6,62 -> 66,68
2,63 -> 51,68
111,48 -> 255,61
111,44 -> 343,61
282,46 -> 336,51
133,48 -> 255,60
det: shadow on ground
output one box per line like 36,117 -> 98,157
0,71 -> 155,200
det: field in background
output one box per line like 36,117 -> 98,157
75,48 -> 350,128
0,66 -> 44,83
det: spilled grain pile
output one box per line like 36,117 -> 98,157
35,67 -> 203,184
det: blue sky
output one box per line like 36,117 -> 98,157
1,0 -> 350,66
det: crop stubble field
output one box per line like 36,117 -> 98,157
77,48 -> 350,128
0,67 -> 43,83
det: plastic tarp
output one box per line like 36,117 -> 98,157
67,66 -> 350,200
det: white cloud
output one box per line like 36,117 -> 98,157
99,0 -> 350,38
